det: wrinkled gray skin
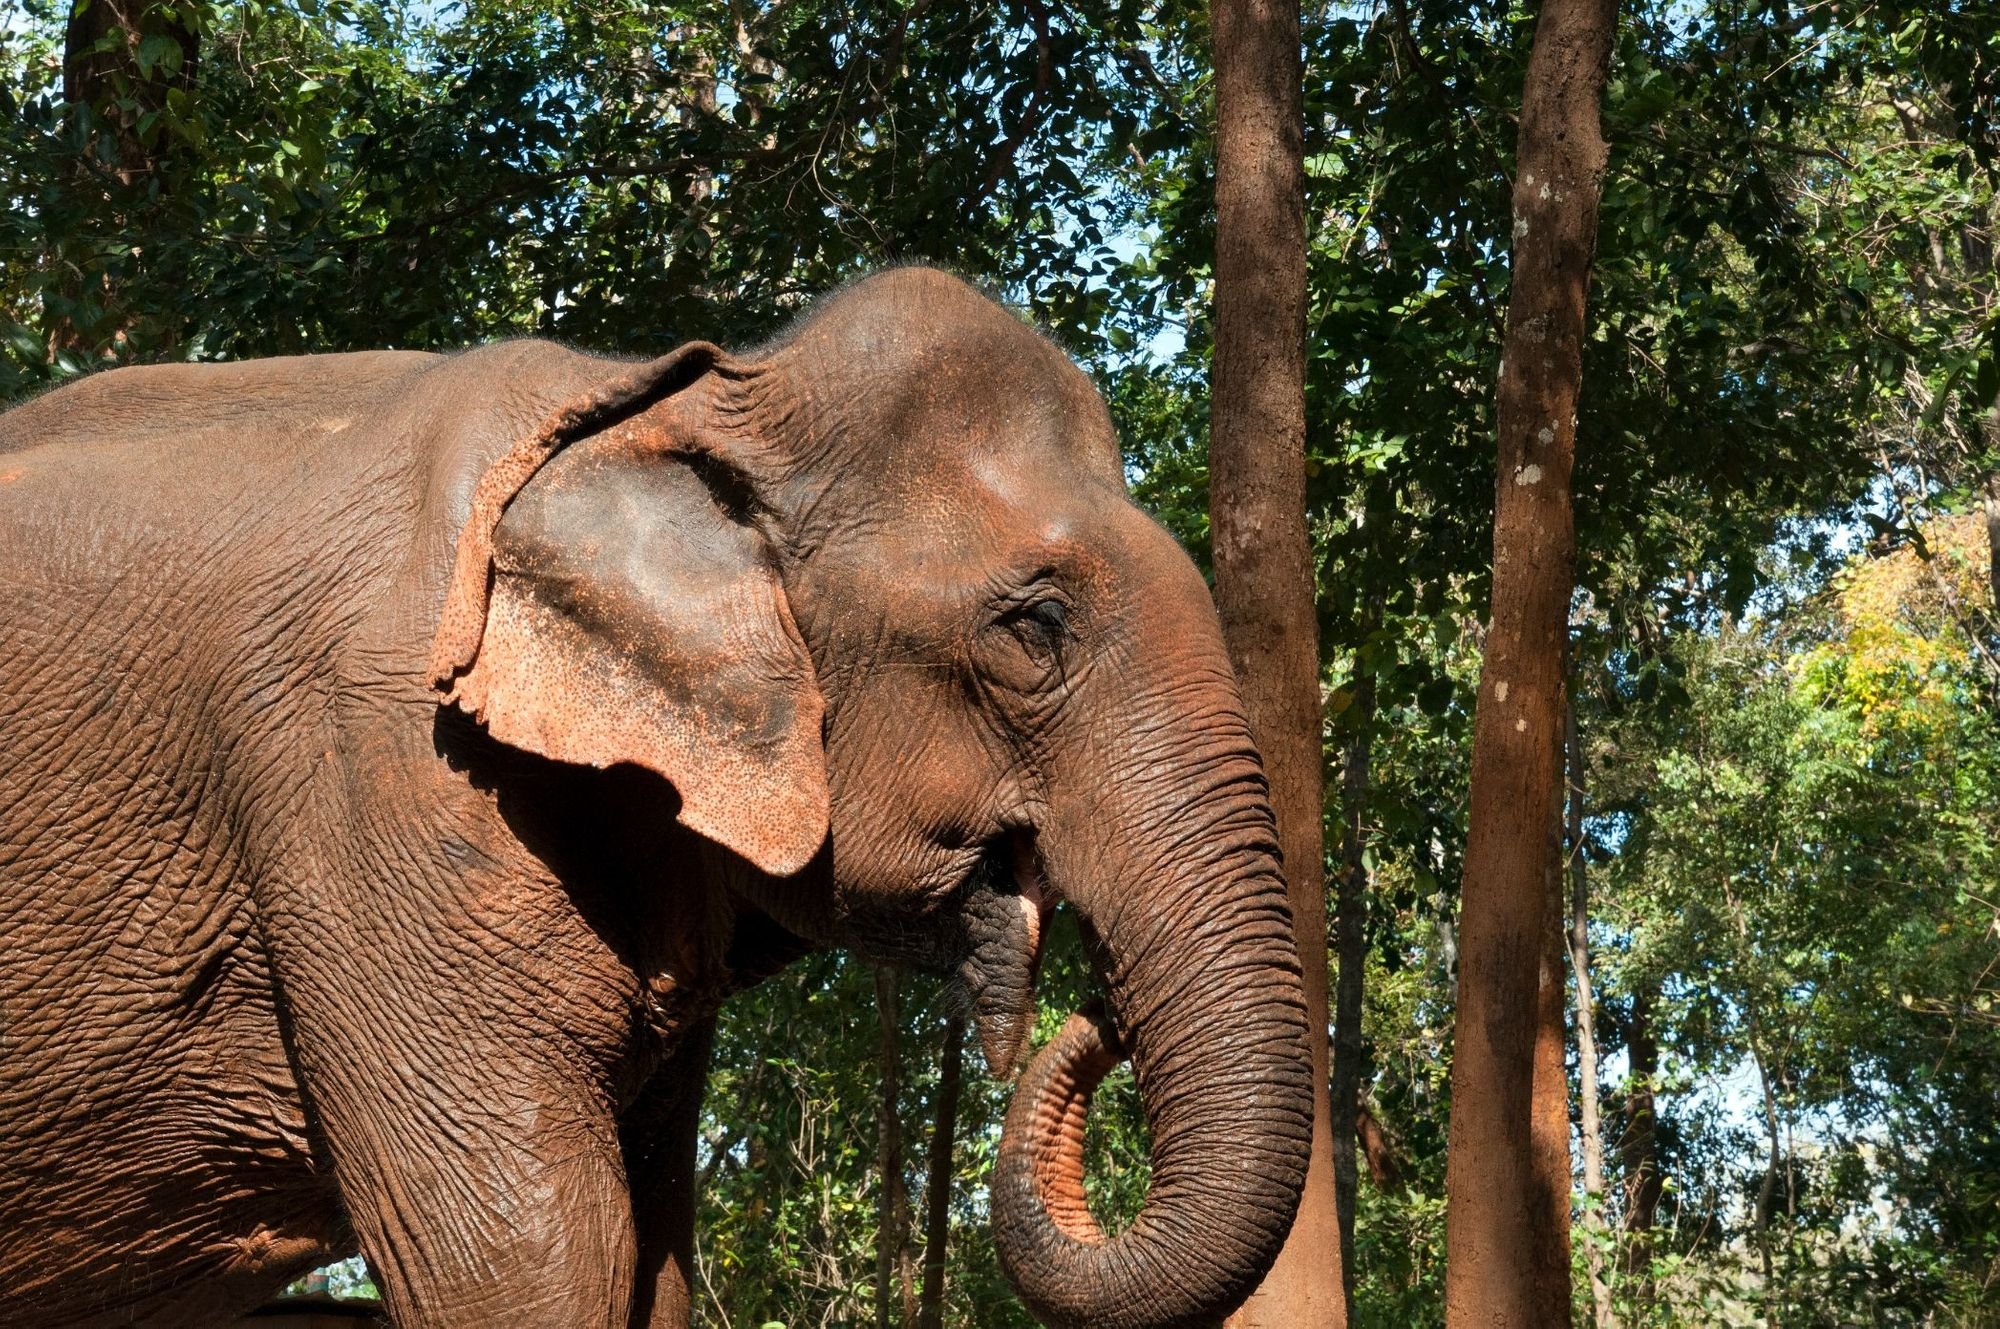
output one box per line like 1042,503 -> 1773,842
0,268 -> 1312,1329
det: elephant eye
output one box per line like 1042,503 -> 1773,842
1026,598 -> 1068,637
996,594 -> 1073,670
986,581 -> 1076,689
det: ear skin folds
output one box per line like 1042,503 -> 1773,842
430,347 -> 829,878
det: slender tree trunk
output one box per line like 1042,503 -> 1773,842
1982,468 -> 1999,619
1721,871 -> 1785,1324
1972,403 -> 1999,703
1437,903 -> 1460,1005
1977,393 -> 1999,664
874,968 -> 916,1329
1618,987 -> 1661,1281
1751,1040 -> 1782,1327
1209,0 -> 1344,1319
1442,0 -> 1616,1322
1568,701 -> 1613,1328
916,1015 -> 965,1329
1355,1101 -> 1402,1190
1330,618 -> 1378,1315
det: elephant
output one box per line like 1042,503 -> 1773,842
0,266 -> 1313,1329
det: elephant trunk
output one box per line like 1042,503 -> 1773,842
991,730 -> 1313,1329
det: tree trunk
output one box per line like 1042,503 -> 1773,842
1209,0 -> 1343,1319
1978,392 -> 1998,667
63,0 -> 199,181
1721,873 -> 1785,1323
1527,791 -> 1574,1327
1568,701 -> 1613,1328
1982,469 -> 1998,621
1618,987 -> 1662,1282
1751,1040 -> 1782,1327
874,967 -> 916,1329
1329,627 -> 1377,1316
56,0 -> 199,357
916,1015 -> 965,1329
1355,1102 -> 1401,1190
1437,905 -> 1460,1005
1442,0 -> 1616,1322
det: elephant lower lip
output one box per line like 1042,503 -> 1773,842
1012,836 -> 1053,952
962,835 -> 1057,1075
1016,889 -> 1044,957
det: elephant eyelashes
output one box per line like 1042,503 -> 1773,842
1003,596 -> 1072,661
985,592 -> 1074,691
1025,598 -> 1068,638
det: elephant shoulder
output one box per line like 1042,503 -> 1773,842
0,351 -> 442,456
0,340 -> 623,463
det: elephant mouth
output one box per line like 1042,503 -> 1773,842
956,831 -> 1057,1075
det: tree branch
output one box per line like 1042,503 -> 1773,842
962,0 -> 1052,218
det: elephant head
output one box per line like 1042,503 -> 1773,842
428,267 -> 1313,1329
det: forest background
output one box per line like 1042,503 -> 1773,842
3,0 -> 1997,1324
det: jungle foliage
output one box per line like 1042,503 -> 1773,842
4,0 -> 1998,1323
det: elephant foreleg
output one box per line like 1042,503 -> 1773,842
263,893 -> 642,1328
622,1018 -> 716,1329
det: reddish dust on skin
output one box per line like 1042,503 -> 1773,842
0,267 -> 1314,1329
1009,1008 -> 1125,1246
0,468 -> 23,484
429,348 -> 829,880
429,340 -> 730,686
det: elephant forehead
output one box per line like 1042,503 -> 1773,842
922,372 -> 1118,476
862,458 -> 1121,576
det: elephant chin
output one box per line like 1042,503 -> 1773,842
957,835 -> 1056,1074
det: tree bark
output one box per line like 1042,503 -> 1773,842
1751,1039 -> 1783,1327
1329,629 -> 1377,1316
1568,701 -> 1613,1329
1723,875 -> 1785,1324
1209,0 -> 1344,1318
874,968 -> 916,1329
1527,787 -> 1574,1327
1978,391 -> 1999,661
916,1015 -> 965,1329
56,0 -> 199,357
1442,0 -> 1617,1322
1355,1101 -> 1401,1190
1618,987 -> 1662,1282
63,0 -> 199,181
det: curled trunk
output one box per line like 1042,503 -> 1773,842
990,803 -> 1313,1329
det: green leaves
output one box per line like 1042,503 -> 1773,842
1,0 -> 1167,390
8,0 -> 2000,1320
132,32 -> 184,79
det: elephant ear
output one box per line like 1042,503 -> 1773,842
429,344 -> 829,878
